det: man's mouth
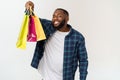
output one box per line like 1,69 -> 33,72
54,21 -> 60,25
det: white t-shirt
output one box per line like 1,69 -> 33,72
38,30 -> 69,80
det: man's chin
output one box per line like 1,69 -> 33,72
52,23 -> 63,30
53,24 -> 59,27
53,26 -> 59,30
53,25 -> 60,28
54,26 -> 63,30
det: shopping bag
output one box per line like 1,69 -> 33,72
32,15 -> 46,41
16,14 -> 29,49
16,8 -> 46,49
27,15 -> 37,42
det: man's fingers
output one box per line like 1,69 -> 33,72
25,1 -> 34,10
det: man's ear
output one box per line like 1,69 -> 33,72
66,16 -> 69,22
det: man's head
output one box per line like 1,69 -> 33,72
52,8 -> 69,30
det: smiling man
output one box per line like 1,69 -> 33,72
25,1 -> 88,80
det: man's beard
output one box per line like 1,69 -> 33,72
52,20 -> 66,30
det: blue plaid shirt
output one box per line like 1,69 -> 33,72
31,18 -> 88,80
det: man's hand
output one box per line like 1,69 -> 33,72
25,1 -> 34,11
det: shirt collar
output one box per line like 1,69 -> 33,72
65,24 -> 74,37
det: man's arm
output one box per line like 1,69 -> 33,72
31,40 -> 45,68
77,37 -> 88,80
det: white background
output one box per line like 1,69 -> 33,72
0,0 -> 120,80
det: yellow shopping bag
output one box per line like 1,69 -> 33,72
32,15 -> 46,41
16,14 -> 29,49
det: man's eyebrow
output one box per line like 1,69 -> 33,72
53,13 -> 63,16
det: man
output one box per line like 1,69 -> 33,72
25,1 -> 88,80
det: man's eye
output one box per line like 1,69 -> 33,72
58,15 -> 62,17
53,16 -> 56,18
53,15 -> 62,18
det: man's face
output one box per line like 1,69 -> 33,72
52,10 -> 68,30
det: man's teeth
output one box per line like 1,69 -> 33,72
54,21 -> 59,24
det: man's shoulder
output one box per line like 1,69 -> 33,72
71,28 -> 85,41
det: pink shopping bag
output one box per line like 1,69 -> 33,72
27,15 -> 37,42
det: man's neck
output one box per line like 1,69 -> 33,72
58,25 -> 70,32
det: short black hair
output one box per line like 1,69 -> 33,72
55,8 -> 69,16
